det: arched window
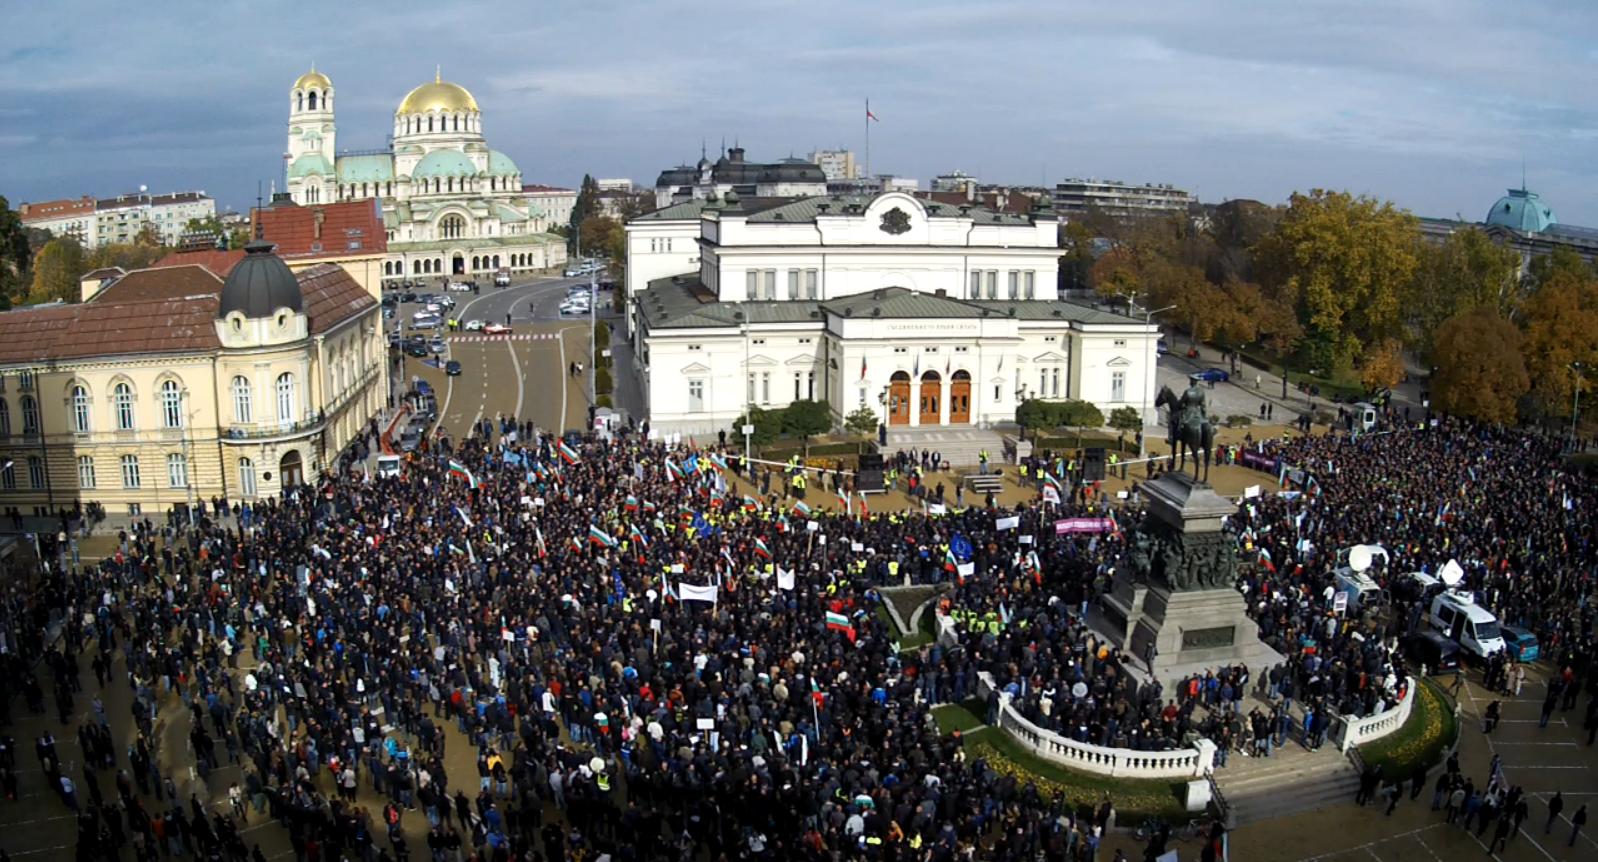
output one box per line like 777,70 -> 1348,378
492,254 -> 500,269
427,116 -> 434,133
71,384 -> 91,433
441,215 -> 466,240
447,177 -> 453,193
113,382 -> 135,430
20,396 -> 37,435
296,93 -> 303,112
453,115 -> 460,132
161,380 -> 183,428
0,397 -> 9,437
239,458 -> 257,497
412,259 -> 421,275
308,90 -> 318,111
232,376 -> 252,423
276,372 -> 296,423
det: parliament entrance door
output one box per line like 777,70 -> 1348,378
919,371 -> 941,425
888,372 -> 911,425
949,370 -> 971,424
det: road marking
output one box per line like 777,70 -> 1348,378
439,362 -> 456,424
1411,832 -> 1444,862
1293,825 -> 1444,862
1497,719 -> 1567,725
1492,742 -> 1577,747
557,325 -> 568,430
1529,793 -> 1598,849
7,845 -> 69,857
509,338 -> 525,420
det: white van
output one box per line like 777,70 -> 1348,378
376,454 -> 403,478
1428,592 -> 1506,659
1334,571 -> 1381,611
1353,402 -> 1379,432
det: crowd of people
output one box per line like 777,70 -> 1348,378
0,409 -> 1591,862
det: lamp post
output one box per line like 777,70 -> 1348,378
1571,362 -> 1586,451
1136,303 -> 1176,457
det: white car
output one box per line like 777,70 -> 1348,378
464,319 -> 485,331
424,302 -> 442,313
563,268 -> 581,278
447,281 -> 473,292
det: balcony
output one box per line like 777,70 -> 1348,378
225,412 -> 326,442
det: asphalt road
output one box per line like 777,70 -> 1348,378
388,274 -> 612,438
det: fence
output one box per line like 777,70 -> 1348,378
977,671 -> 1216,779
1330,681 -> 1415,752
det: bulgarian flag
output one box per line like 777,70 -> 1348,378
753,537 -> 772,559
837,489 -> 851,514
557,440 -> 581,464
666,460 -> 685,481
589,525 -> 617,547
811,677 -> 827,706
777,514 -> 791,533
567,536 -> 584,553
1044,470 -> 1064,492
792,500 -> 812,518
742,495 -> 760,513
857,493 -> 868,520
447,459 -> 479,490
708,453 -> 729,473
629,524 -> 650,548
825,610 -> 856,643
943,547 -> 958,573
624,494 -> 640,513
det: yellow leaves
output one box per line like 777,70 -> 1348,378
1432,308 -> 1528,425
1359,339 -> 1405,392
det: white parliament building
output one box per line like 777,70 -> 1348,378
282,68 -> 566,280
624,191 -> 1159,436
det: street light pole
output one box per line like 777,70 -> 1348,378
1137,303 -> 1176,457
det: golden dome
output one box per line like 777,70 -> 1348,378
397,68 -> 479,115
294,67 -> 331,91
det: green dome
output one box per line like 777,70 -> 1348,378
411,148 -> 477,179
487,150 -> 520,177
288,153 -> 333,179
338,154 -> 394,183
1485,188 -> 1556,233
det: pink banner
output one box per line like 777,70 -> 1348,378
1054,517 -> 1115,535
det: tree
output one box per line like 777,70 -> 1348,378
1524,245 -> 1594,294
28,237 -> 86,304
1108,406 -> 1142,448
1406,228 -> 1522,358
1359,338 -> 1405,392
0,195 -> 33,308
736,406 -> 785,447
1058,219 -> 1096,293
1056,400 -> 1106,447
569,174 -> 601,248
1253,189 -> 1420,366
85,243 -> 166,273
133,222 -> 164,249
1517,270 -> 1598,421
843,407 -> 879,439
783,399 -> 832,454
1431,308 -> 1528,424
1015,399 -> 1055,441
1089,247 -> 1141,303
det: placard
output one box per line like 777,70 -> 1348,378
928,503 -> 947,515
806,521 -> 820,532
996,516 -> 1020,531
650,618 -> 662,632
1243,485 -> 1262,499
956,562 -> 975,577
696,718 -> 715,730
670,563 -> 685,574
851,542 -> 864,552
1019,535 -> 1034,545
1333,591 -> 1348,616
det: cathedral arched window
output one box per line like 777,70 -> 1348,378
427,116 -> 434,133
296,93 -> 303,112
308,91 -> 318,111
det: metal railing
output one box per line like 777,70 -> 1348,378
226,413 -> 325,440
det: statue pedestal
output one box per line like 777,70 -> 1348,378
1095,472 -> 1284,683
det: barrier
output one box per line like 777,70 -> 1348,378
1330,681 -> 1415,752
977,671 -> 1216,779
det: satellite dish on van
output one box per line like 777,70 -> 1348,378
1439,559 -> 1465,587
1348,545 -> 1374,573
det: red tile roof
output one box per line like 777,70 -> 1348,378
20,196 -> 96,222
915,190 -> 1036,214
81,267 -> 126,281
153,249 -> 246,278
0,262 -> 374,364
255,200 -> 387,260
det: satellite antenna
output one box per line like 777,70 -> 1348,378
1348,545 -> 1373,573
1439,559 -> 1465,587
139,184 -> 148,193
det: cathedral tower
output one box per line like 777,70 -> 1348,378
285,67 -> 337,204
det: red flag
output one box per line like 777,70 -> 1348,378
866,105 -> 879,122
860,355 -> 867,381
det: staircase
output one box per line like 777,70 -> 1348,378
884,427 -> 1008,468
1211,742 -> 1360,827
964,473 -> 1005,495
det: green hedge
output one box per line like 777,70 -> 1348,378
595,366 -> 614,396
1033,431 -> 1138,454
760,440 -> 865,459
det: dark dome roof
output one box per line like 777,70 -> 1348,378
219,240 -> 303,318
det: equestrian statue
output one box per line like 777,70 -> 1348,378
1154,378 -> 1216,483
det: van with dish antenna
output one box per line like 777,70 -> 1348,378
1425,558 -> 1506,659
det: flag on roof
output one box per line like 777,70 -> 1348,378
753,537 -> 772,559
557,441 -> 581,464
589,525 -> 617,547
447,459 -> 479,490
860,355 -> 867,381
825,610 -> 856,643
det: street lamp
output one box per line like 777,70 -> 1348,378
1138,304 -> 1176,457
1571,362 -> 1586,450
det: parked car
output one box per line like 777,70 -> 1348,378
397,427 -> 422,452
400,291 -> 418,303
1156,338 -> 1170,356
415,379 -> 434,397
563,268 -> 581,277
1403,630 -> 1462,672
448,281 -> 474,292
484,323 -> 512,335
1501,625 -> 1539,662
464,319 -> 484,331
494,270 -> 511,287
444,360 -> 462,376
560,300 -> 589,316
428,337 -> 446,354
405,341 -> 429,357
1192,368 -> 1229,383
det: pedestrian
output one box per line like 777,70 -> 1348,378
1484,700 -> 1501,733
1545,792 -> 1563,834
1570,805 -> 1587,848
1384,778 -> 1402,816
1450,667 -> 1465,698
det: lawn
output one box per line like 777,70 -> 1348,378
1357,678 -> 1458,775
930,701 -> 1188,820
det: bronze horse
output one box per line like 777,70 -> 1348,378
1155,383 -> 1215,482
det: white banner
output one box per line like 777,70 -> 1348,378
777,567 -> 796,591
996,516 -> 1020,531
1243,485 -> 1262,499
678,582 -> 718,604
956,561 -> 975,578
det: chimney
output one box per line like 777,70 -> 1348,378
728,147 -> 745,163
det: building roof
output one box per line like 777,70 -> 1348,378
1484,187 -> 1557,233
487,150 -> 520,177
152,249 -> 245,278
220,241 -> 303,318
655,148 -> 826,189
0,262 -> 372,365
965,300 -> 1144,325
19,196 -> 95,222
397,74 -> 479,115
915,190 -> 1036,215
253,199 -> 386,259
337,154 -> 394,183
636,274 -> 822,330
411,148 -> 477,178
96,191 -> 210,211
632,200 -> 708,222
711,193 -> 1038,226
522,184 -> 574,194
820,287 -> 983,319
294,68 -> 331,91
81,267 -> 126,281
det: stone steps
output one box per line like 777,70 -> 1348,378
1213,746 -> 1359,826
964,473 -> 1005,494
884,428 -> 1007,467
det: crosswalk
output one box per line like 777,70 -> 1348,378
448,333 -> 563,343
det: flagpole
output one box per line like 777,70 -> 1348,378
865,98 -> 871,181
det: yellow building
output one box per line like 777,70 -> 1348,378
0,241 -> 385,519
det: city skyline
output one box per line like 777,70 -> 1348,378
3,0 -> 1596,224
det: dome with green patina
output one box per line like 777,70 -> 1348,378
1485,188 -> 1557,233
288,153 -> 334,179
338,154 -> 394,183
410,149 -> 477,179
487,150 -> 520,177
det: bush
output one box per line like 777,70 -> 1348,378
783,399 -> 832,441
1225,414 -> 1253,427
597,394 -> 613,408
736,406 -> 786,447
595,366 -> 614,396
844,406 -> 880,438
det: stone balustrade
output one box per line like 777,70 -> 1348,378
1331,681 -> 1415,753
976,671 -> 1216,780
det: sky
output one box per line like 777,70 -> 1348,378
3,0 -> 1597,224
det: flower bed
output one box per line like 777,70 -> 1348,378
1358,678 -> 1458,774
966,727 -> 1187,821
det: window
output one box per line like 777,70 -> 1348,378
807,371 -> 816,400
1111,370 -> 1126,402
747,373 -> 756,404
276,373 -> 297,423
167,453 -> 188,488
121,455 -> 141,489
0,398 -> 9,436
986,271 -> 998,299
1039,368 -> 1048,397
798,338 -> 812,345
1024,271 -> 1036,300
926,347 -> 939,353
687,379 -> 705,412
22,396 -> 38,434
1008,271 -> 1019,300
72,385 -> 91,433
77,456 -> 95,489
160,380 -> 183,429
893,347 -> 907,354
114,382 -> 135,430
232,377 -> 252,423
794,372 -> 802,401
745,271 -> 758,301
27,456 -> 43,489
761,372 -> 771,404
1044,335 -> 1057,342
17,371 -> 31,392
239,458 -> 257,497
762,270 -> 776,301
858,387 -> 868,408
788,269 -> 800,300
804,269 -> 818,300
969,271 -> 981,299
1051,368 -> 1062,397
0,462 -> 12,490
994,384 -> 1002,402
954,346 -> 968,353
687,344 -> 702,351
752,339 -> 766,346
